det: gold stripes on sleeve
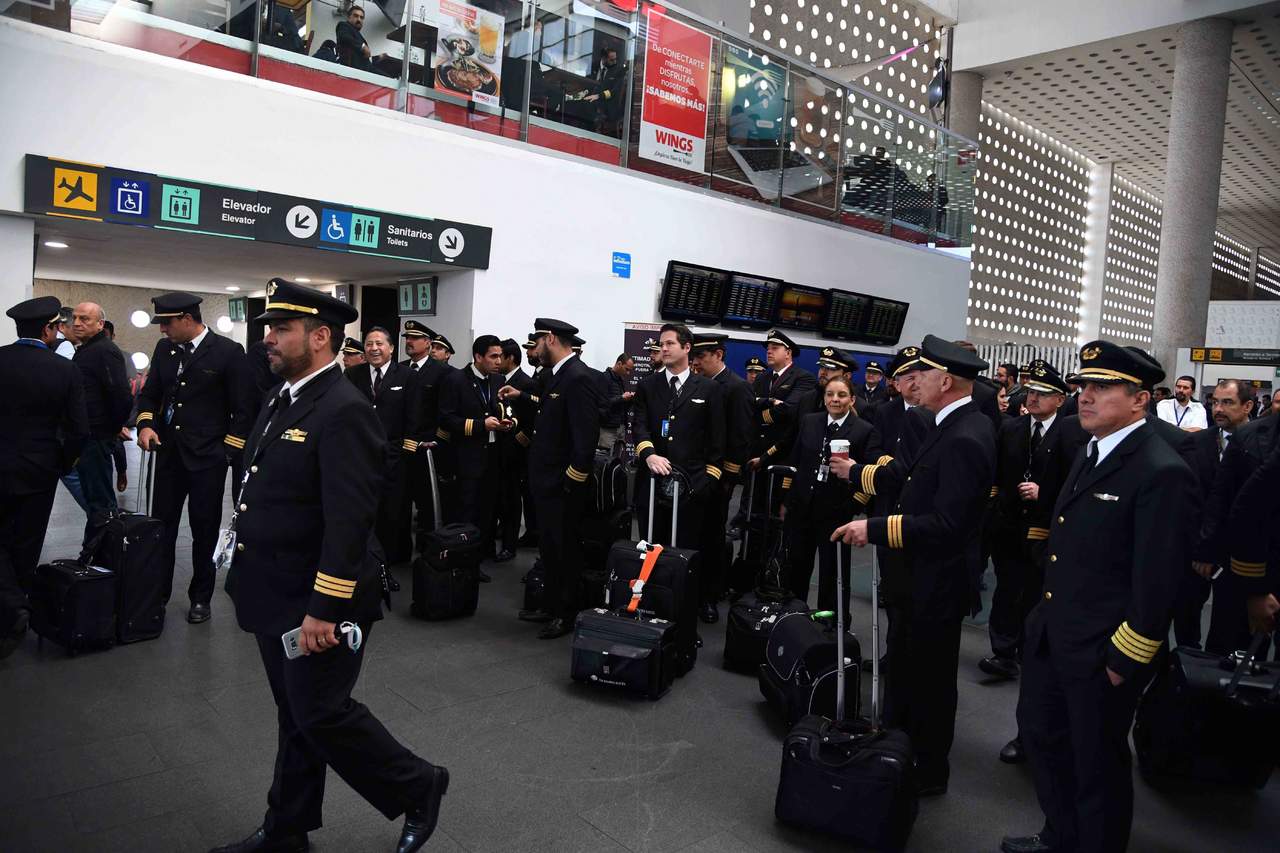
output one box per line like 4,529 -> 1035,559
314,572 -> 356,599
464,418 -> 475,437
1026,527 -> 1050,541
1231,558 -> 1266,578
529,395 -> 540,405
724,461 -> 742,474
989,486 -> 999,497
635,440 -> 655,455
402,439 -> 419,453
706,465 -> 722,480
136,411 -> 154,425
761,409 -> 774,424
436,428 -> 451,440
223,435 -> 246,450
853,492 -> 871,506
886,514 -> 904,549
780,476 -> 793,490
566,465 -> 589,483
766,445 -> 779,457
859,464 -> 879,496
1111,621 -> 1161,664
877,455 -> 894,466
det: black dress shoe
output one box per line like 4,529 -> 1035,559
999,736 -> 1026,764
398,766 -> 450,853
979,655 -> 1020,680
187,602 -> 211,624
478,570 -> 492,583
209,826 -> 309,853
699,603 -> 719,624
0,609 -> 30,660
517,608 -> 553,623
493,549 -> 516,563
1001,833 -> 1055,853
387,571 -> 402,593
537,618 -> 573,639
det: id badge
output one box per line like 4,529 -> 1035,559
213,527 -> 237,572
817,463 -> 830,483
164,401 -> 176,424
661,418 -> 670,438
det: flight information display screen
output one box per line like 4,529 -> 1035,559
659,261 -> 729,325
823,289 -> 909,345
776,283 -> 828,332
722,273 -> 782,328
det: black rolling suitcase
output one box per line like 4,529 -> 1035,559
758,609 -> 861,726
570,543 -> 679,700
775,549 -> 917,851
29,560 -> 117,654
603,474 -> 700,675
582,507 -> 633,607
589,448 -> 628,517
85,448 -> 166,644
728,467 -> 787,599
1133,634 -> 1280,789
522,559 -> 546,613
411,443 -> 482,620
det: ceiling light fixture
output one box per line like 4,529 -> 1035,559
43,240 -> 68,249
296,277 -> 312,283
225,286 -> 241,292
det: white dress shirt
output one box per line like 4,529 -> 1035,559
1156,398 -> 1208,430
1088,418 -> 1148,466
935,395 -> 973,426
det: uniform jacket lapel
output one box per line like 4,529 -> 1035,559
1057,424 -> 1152,512
253,366 -> 341,457
182,329 -> 217,373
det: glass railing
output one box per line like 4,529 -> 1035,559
4,0 -> 974,248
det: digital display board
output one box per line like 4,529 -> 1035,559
862,296 -> 909,345
823,288 -> 908,345
659,260 -> 729,324
776,283 -> 828,332
722,273 -> 782,328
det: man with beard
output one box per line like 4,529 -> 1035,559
1156,374 -> 1208,431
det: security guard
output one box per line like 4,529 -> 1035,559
341,337 -> 365,369
1003,341 -> 1194,853
136,292 -> 252,624
216,280 -> 447,853
438,334 -> 509,572
833,335 -> 996,797
401,321 -> 449,536
690,333 -> 753,618
855,358 -> 890,418
0,297 -> 88,659
983,361 -> 1085,684
633,324 -> 726,556
345,325 -> 419,568
502,319 -> 601,639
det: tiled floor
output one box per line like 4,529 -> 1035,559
3,444 -> 1277,852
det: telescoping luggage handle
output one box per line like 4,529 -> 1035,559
645,470 -> 688,547
136,447 -> 156,516
1225,632 -> 1280,705
421,442 -> 444,530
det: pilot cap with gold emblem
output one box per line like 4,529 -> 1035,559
150,292 -> 203,324
889,345 -> 923,378
1068,341 -> 1164,390
816,346 -> 853,371
1023,359 -> 1069,395
255,278 -> 358,326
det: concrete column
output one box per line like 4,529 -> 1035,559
1079,162 -> 1113,344
1150,17 -> 1233,371
947,71 -> 984,143
0,215 -> 36,341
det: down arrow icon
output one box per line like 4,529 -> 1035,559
285,204 -> 318,239
438,227 -> 465,260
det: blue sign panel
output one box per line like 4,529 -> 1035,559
612,251 -> 632,279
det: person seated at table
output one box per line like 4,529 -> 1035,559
336,5 -> 383,73
584,47 -> 627,137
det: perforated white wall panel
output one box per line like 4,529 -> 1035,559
1100,175 -> 1161,347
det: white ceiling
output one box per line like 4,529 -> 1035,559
31,215 -> 450,294
975,3 -> 1280,250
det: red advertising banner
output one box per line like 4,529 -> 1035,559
637,6 -> 713,174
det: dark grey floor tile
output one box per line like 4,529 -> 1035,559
0,732 -> 164,804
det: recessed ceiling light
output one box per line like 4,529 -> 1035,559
44,240 -> 68,249
225,286 -> 240,292
296,277 -> 312,283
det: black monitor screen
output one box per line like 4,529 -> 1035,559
862,296 -> 910,345
823,289 -> 871,341
660,261 -> 729,325
776,283 -> 828,332
722,273 -> 781,328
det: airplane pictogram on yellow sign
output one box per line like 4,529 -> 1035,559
53,167 -> 98,212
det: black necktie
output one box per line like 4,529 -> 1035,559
277,389 -> 292,412
669,374 -> 680,403
1074,441 -> 1097,493
176,341 -> 193,376
1030,420 -> 1043,456
372,367 -> 382,400
411,361 -> 419,372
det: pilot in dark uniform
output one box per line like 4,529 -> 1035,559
217,281 -> 447,853
804,346 -> 854,415
854,359 -> 890,419
496,338 -> 536,559
1227,435 -> 1280,638
512,335 -> 542,546
345,326 -> 419,568
834,335 -> 996,797
782,372 -> 879,623
750,329 -> 817,470
341,337 -> 365,370
504,319 -> 601,639
690,333 -> 753,620
135,292 -> 252,624
1003,342 -> 1195,853
399,321 -> 447,537
0,296 -> 88,659
744,355 -> 765,388
438,334 -> 509,572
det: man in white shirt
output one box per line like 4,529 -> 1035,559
1156,375 -> 1208,431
